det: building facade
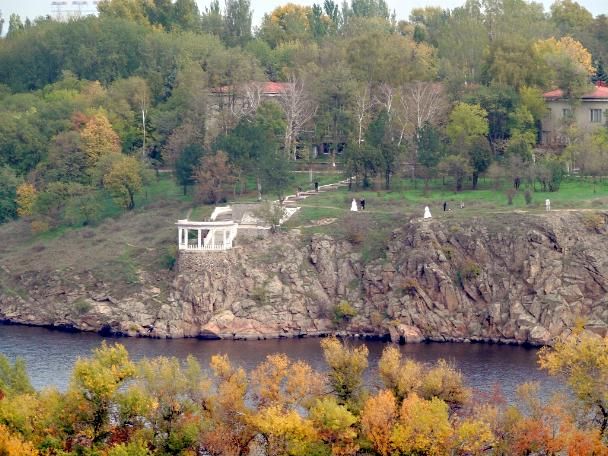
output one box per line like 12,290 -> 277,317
541,83 -> 608,147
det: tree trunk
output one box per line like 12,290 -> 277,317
385,169 -> 391,189
256,176 -> 262,201
472,172 -> 479,190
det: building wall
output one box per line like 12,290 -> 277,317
542,99 -> 608,146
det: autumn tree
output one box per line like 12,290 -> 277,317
69,342 -> 135,442
539,330 -> 608,437
391,394 -> 453,456
320,337 -> 368,411
360,390 -> 398,456
194,150 -> 235,204
16,183 -> 36,217
80,112 -> 122,166
102,155 -> 145,210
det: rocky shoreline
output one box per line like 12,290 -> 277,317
2,211 -> 608,345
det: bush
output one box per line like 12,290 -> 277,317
333,301 -> 357,325
506,188 -> 517,205
161,245 -> 177,270
524,189 -> 533,205
582,213 -> 605,232
400,277 -> 419,296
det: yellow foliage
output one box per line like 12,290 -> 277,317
538,331 -> 608,437
419,359 -> 471,408
80,112 -> 121,165
535,36 -> 595,75
391,393 -> 453,456
453,418 -> 495,455
102,155 -> 143,210
309,397 -> 358,456
320,337 -> 368,408
0,424 -> 38,455
269,3 -> 311,28
251,354 -> 325,409
360,390 -> 398,456
252,405 -> 318,456
378,346 -> 423,402
16,183 -> 36,217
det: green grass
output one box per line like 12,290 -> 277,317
285,176 -> 608,230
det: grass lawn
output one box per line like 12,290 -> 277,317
286,176 -> 608,230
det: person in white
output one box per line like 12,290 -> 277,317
545,199 -> 551,211
351,198 -> 358,211
424,206 -> 432,218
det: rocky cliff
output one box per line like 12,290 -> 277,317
2,211 -> 607,345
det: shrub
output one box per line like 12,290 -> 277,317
524,189 -> 533,205
73,298 -> 92,315
400,277 -> 419,296
506,188 -> 517,205
162,245 -> 177,271
582,213 -> 605,232
333,301 -> 357,324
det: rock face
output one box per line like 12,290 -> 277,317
1,212 -> 607,345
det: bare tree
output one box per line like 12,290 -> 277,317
231,81 -> 265,119
277,76 -> 317,160
396,82 -> 448,179
354,83 -> 375,145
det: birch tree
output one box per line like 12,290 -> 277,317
277,76 -> 316,160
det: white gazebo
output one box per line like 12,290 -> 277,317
176,219 -> 238,251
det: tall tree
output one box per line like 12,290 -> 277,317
278,76 -> 316,160
80,112 -> 121,166
223,0 -> 252,47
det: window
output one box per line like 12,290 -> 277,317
590,109 -> 602,123
562,108 -> 572,119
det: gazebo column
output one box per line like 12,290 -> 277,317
178,228 -> 182,249
223,229 -> 227,246
197,229 -> 202,249
184,228 -> 189,249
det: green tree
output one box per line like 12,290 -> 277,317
102,155 -> 145,209
222,0 -> 252,47
0,167 -> 22,223
0,354 -> 34,397
175,143 -> 203,195
438,154 -> 473,191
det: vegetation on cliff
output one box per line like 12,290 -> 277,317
1,334 -> 608,455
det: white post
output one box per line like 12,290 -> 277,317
178,228 -> 182,249
184,228 -> 189,249
197,229 -> 202,249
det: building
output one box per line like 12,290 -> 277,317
541,82 -> 608,147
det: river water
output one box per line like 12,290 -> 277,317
0,324 -> 560,400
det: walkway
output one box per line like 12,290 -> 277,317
282,178 -> 351,208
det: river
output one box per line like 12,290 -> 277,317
0,324 -> 560,400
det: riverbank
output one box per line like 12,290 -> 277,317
2,208 -> 607,344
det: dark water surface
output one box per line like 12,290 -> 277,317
0,324 -> 559,400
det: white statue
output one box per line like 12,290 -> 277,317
424,206 -> 432,219
351,198 -> 358,212
545,199 -> 551,211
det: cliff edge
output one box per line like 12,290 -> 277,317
1,211 -> 607,345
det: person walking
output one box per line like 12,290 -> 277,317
314,181 -> 319,192
545,199 -> 551,211
351,198 -> 358,212
360,198 -> 365,210
424,206 -> 432,219
443,201 -> 447,212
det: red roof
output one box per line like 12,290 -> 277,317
543,83 -> 608,100
210,81 -> 292,95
